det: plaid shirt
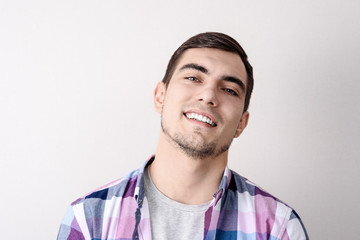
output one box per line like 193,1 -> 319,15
57,157 -> 308,240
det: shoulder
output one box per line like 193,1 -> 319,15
71,167 -> 141,207
228,169 -> 290,208
58,168 -> 143,240
225,170 -> 308,239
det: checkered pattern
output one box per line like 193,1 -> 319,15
57,157 -> 308,240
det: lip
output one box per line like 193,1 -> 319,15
183,110 -> 218,127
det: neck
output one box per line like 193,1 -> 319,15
149,132 -> 228,205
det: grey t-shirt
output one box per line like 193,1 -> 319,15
143,167 -> 211,240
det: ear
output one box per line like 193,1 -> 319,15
154,81 -> 166,114
234,111 -> 249,138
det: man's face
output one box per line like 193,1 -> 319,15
154,48 -> 249,159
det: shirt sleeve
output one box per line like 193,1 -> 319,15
283,210 -> 309,240
57,206 -> 86,240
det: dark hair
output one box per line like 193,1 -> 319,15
162,32 -> 254,112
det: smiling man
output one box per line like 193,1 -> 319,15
58,32 -> 309,240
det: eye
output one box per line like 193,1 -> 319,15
223,88 -> 238,96
186,76 -> 200,82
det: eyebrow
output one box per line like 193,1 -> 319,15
222,76 -> 246,93
179,63 -> 208,74
179,63 -> 246,93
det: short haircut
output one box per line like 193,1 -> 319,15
162,32 -> 254,112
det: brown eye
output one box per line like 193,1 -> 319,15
223,88 -> 238,96
186,77 -> 200,82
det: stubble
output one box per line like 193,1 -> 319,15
161,119 -> 233,160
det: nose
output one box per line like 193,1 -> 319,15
198,86 -> 218,107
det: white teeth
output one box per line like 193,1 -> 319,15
185,113 -> 215,126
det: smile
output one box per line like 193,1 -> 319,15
185,112 -> 217,127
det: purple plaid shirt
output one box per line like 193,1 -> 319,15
57,157 -> 308,239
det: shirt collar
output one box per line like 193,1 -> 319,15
134,156 -> 232,206
213,165 -> 232,205
134,156 -> 155,205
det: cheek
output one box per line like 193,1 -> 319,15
162,92 -> 184,116
224,111 -> 243,130
167,87 -> 192,104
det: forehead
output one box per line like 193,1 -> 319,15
174,48 -> 247,85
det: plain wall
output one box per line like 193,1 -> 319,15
1,0 -> 359,239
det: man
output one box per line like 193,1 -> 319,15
58,32 -> 308,240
